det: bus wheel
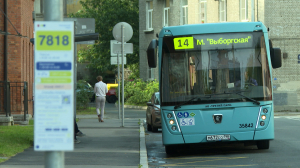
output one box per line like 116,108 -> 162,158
165,145 -> 175,155
257,140 -> 269,149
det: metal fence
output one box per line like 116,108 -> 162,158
0,81 -> 28,120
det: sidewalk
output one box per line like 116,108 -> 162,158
0,116 -> 148,168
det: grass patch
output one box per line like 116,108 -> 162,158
76,107 -> 96,115
29,119 -> 34,126
0,121 -> 34,163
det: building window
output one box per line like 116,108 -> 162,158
240,0 -> 248,21
219,0 -> 226,22
198,0 -> 207,23
149,68 -> 154,80
163,0 -> 170,27
146,1 -> 153,30
181,0 -> 188,25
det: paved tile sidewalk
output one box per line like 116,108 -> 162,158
0,118 -> 146,168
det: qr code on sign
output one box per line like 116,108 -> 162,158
62,95 -> 70,104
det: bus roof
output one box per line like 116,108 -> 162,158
159,22 -> 267,38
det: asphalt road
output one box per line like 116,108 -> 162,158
89,102 -> 146,119
145,115 -> 300,168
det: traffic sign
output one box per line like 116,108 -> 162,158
111,56 -> 126,65
111,40 -> 133,56
110,40 -> 118,56
112,22 -> 133,42
113,43 -> 133,54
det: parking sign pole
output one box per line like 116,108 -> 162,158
44,0 -> 65,168
121,25 -> 125,127
117,53 -> 120,119
74,41 -> 77,120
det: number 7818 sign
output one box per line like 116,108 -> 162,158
36,31 -> 72,51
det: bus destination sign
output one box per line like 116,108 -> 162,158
173,33 -> 253,51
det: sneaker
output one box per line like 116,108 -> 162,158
74,139 -> 81,144
76,131 -> 86,137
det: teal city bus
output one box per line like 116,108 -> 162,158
146,22 -> 282,154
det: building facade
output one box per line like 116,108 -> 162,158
0,0 -> 35,117
139,0 -> 300,111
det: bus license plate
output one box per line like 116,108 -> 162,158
206,135 -> 230,141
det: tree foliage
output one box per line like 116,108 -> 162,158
117,79 -> 159,106
70,0 -> 139,83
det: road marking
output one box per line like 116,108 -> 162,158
166,156 -> 247,160
160,156 -> 256,167
160,164 -> 256,167
275,116 -> 300,121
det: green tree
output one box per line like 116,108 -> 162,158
70,0 -> 139,83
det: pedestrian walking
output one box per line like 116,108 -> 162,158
94,76 -> 108,122
74,119 -> 85,144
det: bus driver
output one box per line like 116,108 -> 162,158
234,71 -> 258,87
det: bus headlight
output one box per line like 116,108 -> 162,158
261,115 -> 266,120
260,121 -> 265,126
167,113 -> 172,118
171,126 -> 177,131
169,119 -> 174,125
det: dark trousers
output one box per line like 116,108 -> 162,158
74,119 -> 79,139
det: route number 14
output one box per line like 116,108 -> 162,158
174,37 -> 194,50
178,39 -> 189,47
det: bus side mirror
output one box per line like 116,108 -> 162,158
269,39 -> 282,69
271,48 -> 282,69
147,39 -> 158,68
147,102 -> 153,106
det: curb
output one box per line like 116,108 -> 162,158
114,103 -> 147,110
139,119 -> 148,168
125,105 -> 147,110
274,112 -> 300,116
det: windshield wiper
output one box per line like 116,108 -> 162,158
174,95 -> 211,109
225,91 -> 260,105
174,91 -> 260,109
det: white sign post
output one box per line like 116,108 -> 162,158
34,21 -> 74,151
112,22 -> 133,127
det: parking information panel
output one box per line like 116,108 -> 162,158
34,21 -> 74,151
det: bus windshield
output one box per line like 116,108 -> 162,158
161,32 -> 272,106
